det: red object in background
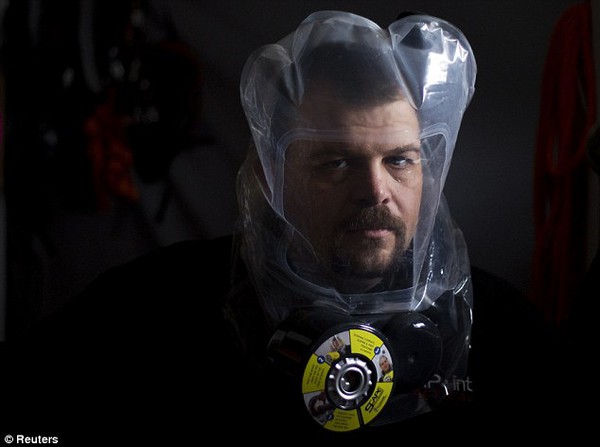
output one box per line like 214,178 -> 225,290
85,88 -> 139,213
531,0 -> 597,327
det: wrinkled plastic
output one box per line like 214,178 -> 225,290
236,11 -> 476,425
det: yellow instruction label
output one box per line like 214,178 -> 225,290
301,326 -> 395,432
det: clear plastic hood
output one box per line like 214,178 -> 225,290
238,10 -> 476,326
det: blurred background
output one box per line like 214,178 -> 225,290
0,0 -> 597,340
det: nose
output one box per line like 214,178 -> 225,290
353,162 -> 390,206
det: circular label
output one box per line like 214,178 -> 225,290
301,326 -> 395,432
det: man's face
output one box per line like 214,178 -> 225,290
283,97 -> 423,291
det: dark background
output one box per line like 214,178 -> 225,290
0,0 -> 596,339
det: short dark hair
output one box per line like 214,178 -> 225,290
297,40 -> 403,107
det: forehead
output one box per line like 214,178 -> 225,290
297,97 -> 420,144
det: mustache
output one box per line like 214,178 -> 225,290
339,207 -> 406,233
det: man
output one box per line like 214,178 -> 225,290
1,11 -> 563,444
231,11 -> 474,430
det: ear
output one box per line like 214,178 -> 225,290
238,141 -> 273,207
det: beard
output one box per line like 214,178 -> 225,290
330,206 -> 411,279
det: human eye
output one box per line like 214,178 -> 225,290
310,149 -> 350,183
386,154 -> 420,169
312,146 -> 350,171
322,158 -> 348,170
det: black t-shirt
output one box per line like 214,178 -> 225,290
0,235 -> 581,444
